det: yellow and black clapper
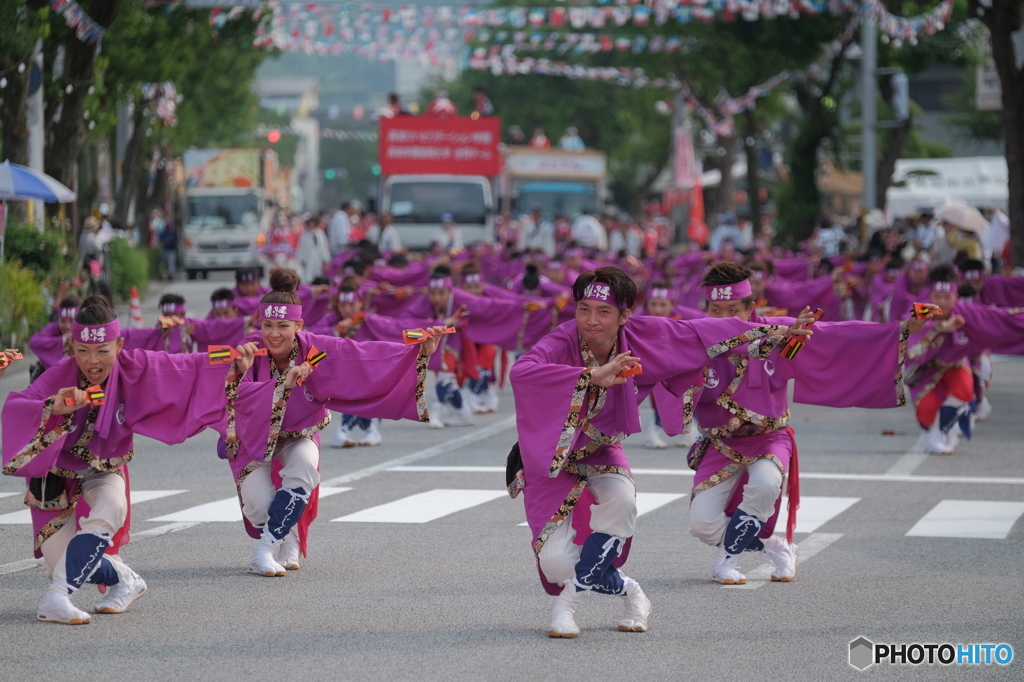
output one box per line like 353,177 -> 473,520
306,347 -> 327,367
209,347 -> 234,363
87,386 -> 106,405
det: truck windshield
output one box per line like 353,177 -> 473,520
517,189 -> 596,221
187,195 -> 260,228
389,182 -> 487,225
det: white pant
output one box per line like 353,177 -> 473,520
240,437 -> 320,529
537,473 -> 637,587
689,459 -> 783,547
42,471 -> 130,581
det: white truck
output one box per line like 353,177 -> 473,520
381,174 -> 494,249
181,149 -> 275,279
377,115 -> 500,250
500,146 -> 607,221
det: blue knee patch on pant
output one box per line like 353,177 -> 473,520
724,508 -> 763,556
573,532 -> 626,595
64,533 -> 110,593
266,487 -> 309,540
86,557 -> 120,586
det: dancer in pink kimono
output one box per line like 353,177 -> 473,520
3,295 -> 234,624
686,263 -> 924,586
224,269 -> 445,576
509,266 -> 809,638
904,265 -> 1024,454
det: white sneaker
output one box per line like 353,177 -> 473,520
427,401 -> 445,429
94,568 -> 148,613
278,528 -> 301,571
360,421 -> 383,447
331,425 -> 355,448
37,588 -> 91,625
248,535 -> 286,577
484,385 -> 500,413
923,419 -> 947,454
711,546 -> 747,585
761,535 -> 799,582
618,578 -> 652,632
975,396 -> 993,421
466,390 -> 486,415
943,426 -> 960,455
445,396 -> 474,427
643,427 -> 668,450
548,584 -> 585,638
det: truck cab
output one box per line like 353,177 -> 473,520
382,174 -> 493,250
182,187 -> 265,279
181,148 -> 274,279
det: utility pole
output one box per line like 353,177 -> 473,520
861,9 -> 877,212
27,39 -> 44,229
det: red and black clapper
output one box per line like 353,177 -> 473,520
296,346 -> 327,386
616,364 -> 643,378
336,311 -> 365,333
402,327 -> 457,346
781,308 -> 824,360
0,351 -> 23,369
65,385 -> 106,407
208,346 -> 268,365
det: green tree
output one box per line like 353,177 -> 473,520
0,0 -> 50,167
99,3 -> 269,228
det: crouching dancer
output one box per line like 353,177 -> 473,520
2,295 -> 234,624
509,266 -> 803,638
224,268 -> 444,576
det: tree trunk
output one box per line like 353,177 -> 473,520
742,109 -> 762,234
0,68 -> 30,167
705,134 -> 737,216
875,73 -> 914,210
972,0 -> 1024,268
114,102 -> 146,227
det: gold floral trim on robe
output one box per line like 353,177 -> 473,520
1,396 -> 73,476
415,351 -> 429,422
233,342 -> 298,493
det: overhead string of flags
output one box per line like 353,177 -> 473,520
50,0 -> 107,45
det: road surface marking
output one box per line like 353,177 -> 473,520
906,500 -> 1024,539
332,489 -> 506,524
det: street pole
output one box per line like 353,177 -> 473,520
27,39 -> 44,229
861,8 -> 877,212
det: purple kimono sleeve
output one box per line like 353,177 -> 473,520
959,304 -> 1024,355
28,323 -> 67,369
117,350 -> 232,444
303,334 -> 427,422
120,327 -> 164,351
1,361 -> 77,478
787,320 -> 909,408
509,329 -> 592,479
189,317 -> 248,350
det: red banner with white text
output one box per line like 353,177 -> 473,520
379,116 -> 502,176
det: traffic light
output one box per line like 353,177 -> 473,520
324,168 -> 336,180
371,164 -> 381,176
267,130 -> 281,143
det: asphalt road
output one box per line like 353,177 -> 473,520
0,274 -> 1020,681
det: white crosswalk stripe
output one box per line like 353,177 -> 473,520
332,489 -> 506,524
774,496 -> 861,534
0,489 -> 188,525
906,500 -> 1024,539
147,486 -> 351,523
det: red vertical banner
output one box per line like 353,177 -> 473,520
674,126 -> 695,189
687,177 -> 709,246
379,116 -> 502,176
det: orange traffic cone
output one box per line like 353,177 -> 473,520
129,286 -> 143,328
